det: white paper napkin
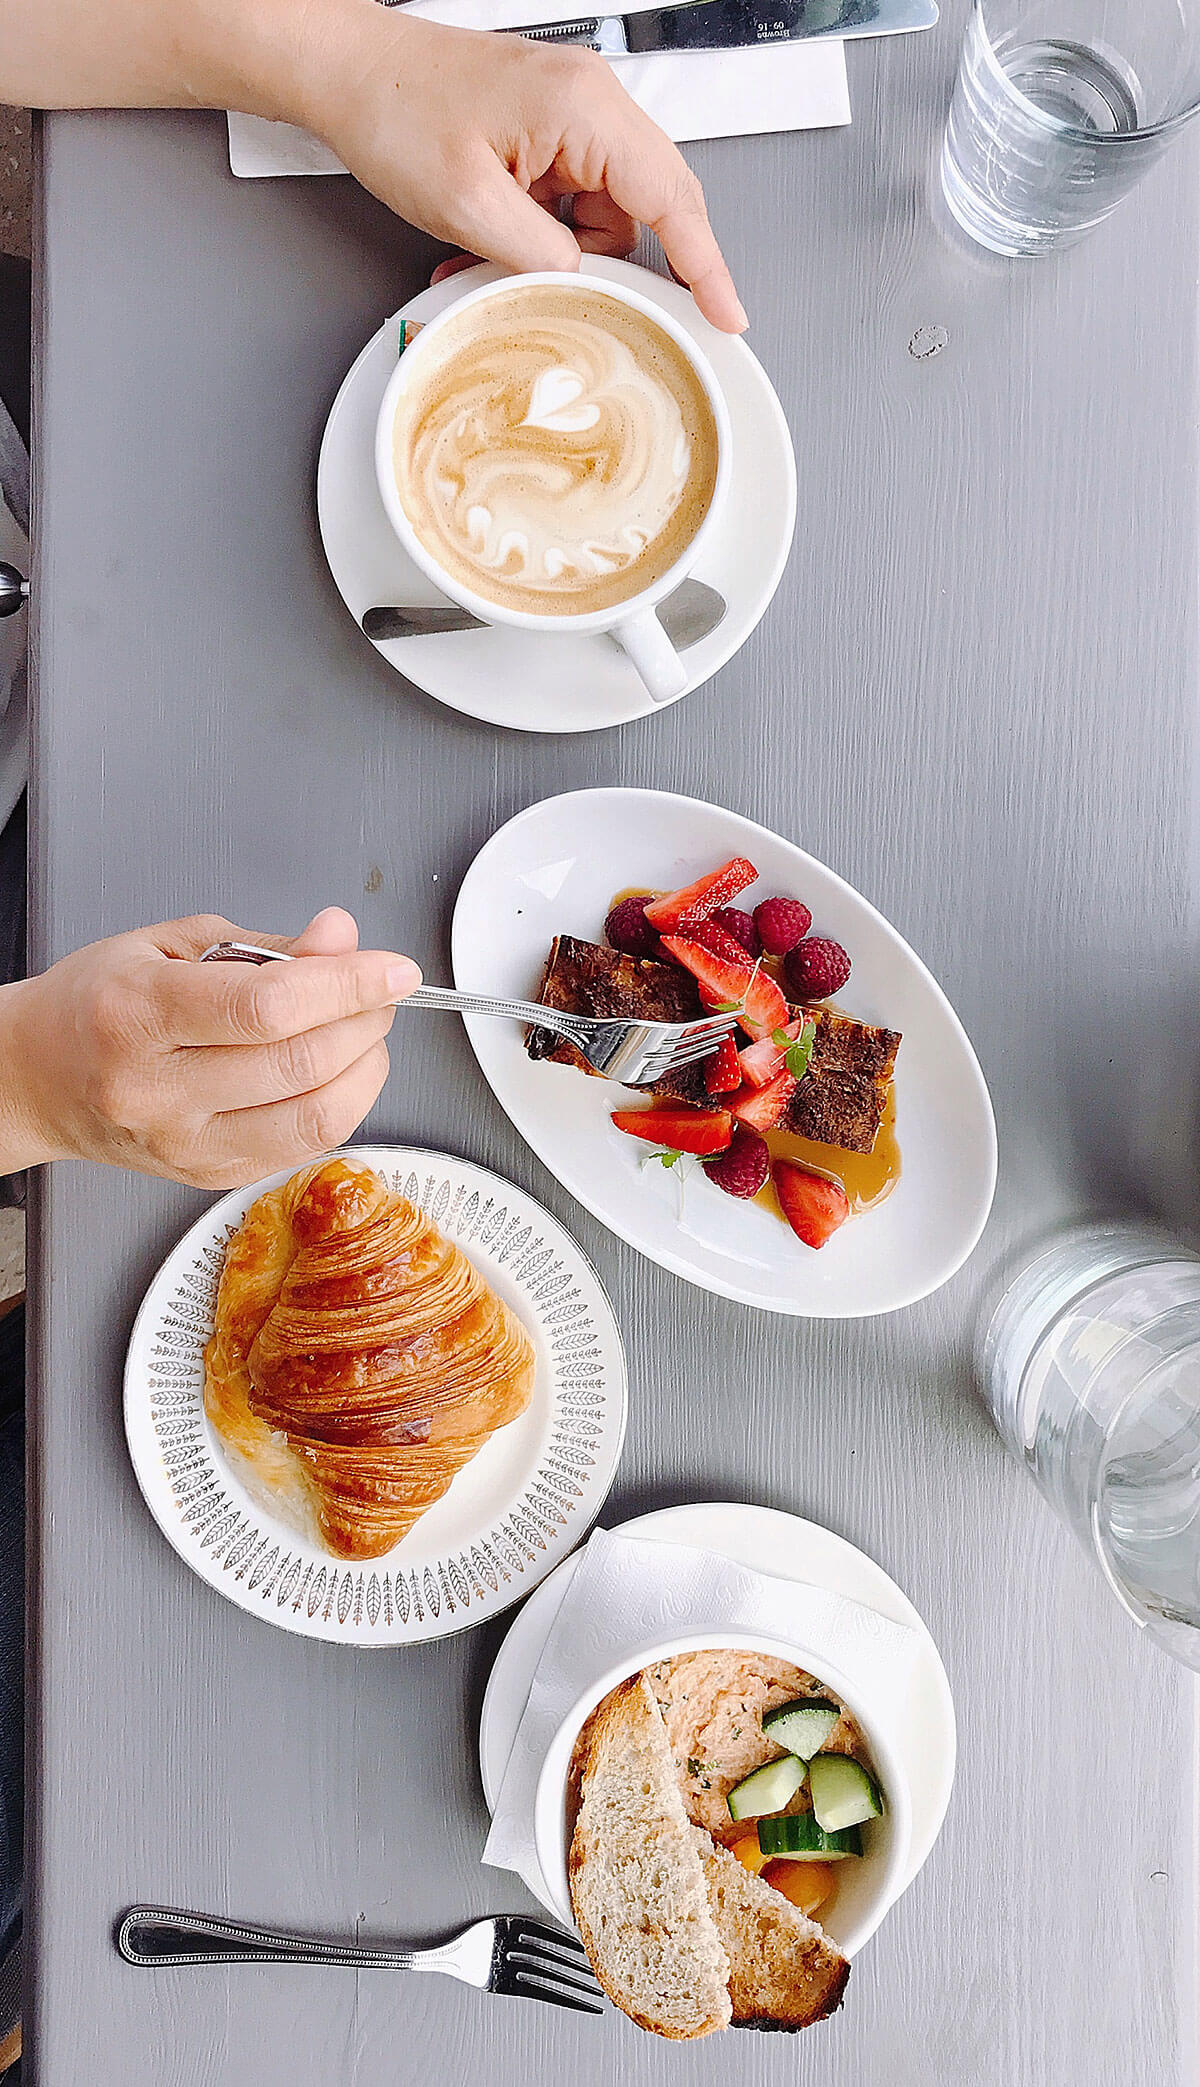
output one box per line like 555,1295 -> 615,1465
227,1 -> 849,172
482,1526 -> 917,1901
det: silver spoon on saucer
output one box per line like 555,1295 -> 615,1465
360,577 -> 726,650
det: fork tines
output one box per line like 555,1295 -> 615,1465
646,1014 -> 739,1080
494,1916 -> 605,2015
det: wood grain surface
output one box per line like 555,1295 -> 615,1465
28,15 -> 1199,2083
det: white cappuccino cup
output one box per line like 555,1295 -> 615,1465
374,269 -> 732,704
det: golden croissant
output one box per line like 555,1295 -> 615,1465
203,1157 -> 536,1560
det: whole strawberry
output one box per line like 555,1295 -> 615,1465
753,896 -> 813,957
605,896 -> 662,962
703,1124 -> 770,1199
706,906 -> 761,959
785,935 -> 851,1001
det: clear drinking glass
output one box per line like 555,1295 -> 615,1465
942,1 -> 1200,255
980,1223 -> 1200,1669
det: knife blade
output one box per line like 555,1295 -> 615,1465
513,0 -> 936,56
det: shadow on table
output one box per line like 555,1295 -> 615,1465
1059,960 -> 1200,1243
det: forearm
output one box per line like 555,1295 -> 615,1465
0,980 -> 59,1174
0,0 -> 371,128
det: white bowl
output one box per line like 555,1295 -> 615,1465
533,1628 -> 914,1960
453,787 -> 998,1317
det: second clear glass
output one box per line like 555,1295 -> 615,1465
980,1223 -> 1200,1670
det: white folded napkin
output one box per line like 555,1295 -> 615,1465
227,0 -> 849,171
482,1526 -> 917,1902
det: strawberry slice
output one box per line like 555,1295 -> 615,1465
659,933 -> 788,1042
612,1108 -> 733,1156
704,1033 -> 743,1097
773,1161 -> 850,1249
643,857 -> 758,933
731,1068 -> 797,1132
738,1017 -> 805,1090
691,917 -> 759,967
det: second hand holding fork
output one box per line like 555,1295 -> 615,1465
199,942 -> 736,1087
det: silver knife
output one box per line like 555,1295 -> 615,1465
513,0 -> 936,55
361,576 -> 726,647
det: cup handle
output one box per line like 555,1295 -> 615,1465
612,604 -> 689,704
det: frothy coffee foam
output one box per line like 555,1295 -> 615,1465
392,286 -> 719,617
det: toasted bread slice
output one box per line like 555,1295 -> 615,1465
528,935 -> 900,1154
528,936 -> 701,1074
695,1832 -> 850,2030
568,1677 -> 732,2039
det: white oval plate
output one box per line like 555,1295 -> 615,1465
315,257 -> 796,733
452,789 -> 997,1317
124,1147 -> 627,1644
478,1501 -> 957,1925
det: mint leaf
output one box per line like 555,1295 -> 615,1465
712,998 -> 743,1016
640,1147 -> 684,1170
784,1017 -> 818,1082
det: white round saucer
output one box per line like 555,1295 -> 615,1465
316,258 -> 796,733
478,1501 -> 956,1919
124,1147 -> 627,1645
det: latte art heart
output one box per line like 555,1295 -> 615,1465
521,367 -> 601,434
392,285 -> 720,619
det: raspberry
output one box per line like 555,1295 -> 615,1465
753,896 -> 813,956
703,1124 -> 770,1199
784,936 -> 851,1001
705,906 -> 761,958
604,896 -> 662,962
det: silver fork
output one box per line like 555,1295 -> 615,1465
115,1906 -> 605,2016
200,941 -> 736,1087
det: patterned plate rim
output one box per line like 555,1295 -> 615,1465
123,1146 -> 628,1645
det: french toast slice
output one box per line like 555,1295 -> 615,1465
527,936 -> 900,1156
526,935 -> 701,1065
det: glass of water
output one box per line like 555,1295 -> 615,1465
980,1223 -> 1200,1670
942,1 -> 1200,254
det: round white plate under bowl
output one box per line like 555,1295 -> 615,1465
124,1146 -> 627,1645
452,788 -> 998,1317
316,257 -> 796,733
478,1501 -> 957,1928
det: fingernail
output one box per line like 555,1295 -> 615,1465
732,298 -> 749,333
387,959 -> 422,999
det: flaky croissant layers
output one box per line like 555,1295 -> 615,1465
204,1158 -> 536,1559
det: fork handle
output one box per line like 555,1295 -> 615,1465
199,949 -> 578,1042
403,983 -> 579,1035
116,1906 -> 422,1971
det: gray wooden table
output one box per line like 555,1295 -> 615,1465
28,12 -> 1199,2083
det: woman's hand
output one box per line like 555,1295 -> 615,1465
4,0 -> 746,332
0,907 -> 420,1189
293,10 -> 747,334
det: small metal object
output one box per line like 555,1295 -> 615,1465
513,0 -> 937,56
361,576 -> 727,648
199,942 -> 738,1087
0,563 -> 28,618
115,1907 -> 605,2016
199,940 -> 286,965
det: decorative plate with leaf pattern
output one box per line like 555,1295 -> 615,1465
124,1147 -> 627,1644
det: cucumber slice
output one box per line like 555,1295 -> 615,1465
808,1753 -> 884,1832
762,1697 -> 841,1761
757,1812 -> 863,1860
726,1755 -> 806,1823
